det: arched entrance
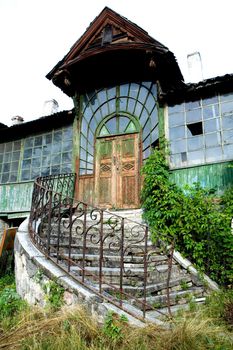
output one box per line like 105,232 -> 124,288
77,82 -> 159,208
95,115 -> 140,208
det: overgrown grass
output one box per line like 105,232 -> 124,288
0,275 -> 232,349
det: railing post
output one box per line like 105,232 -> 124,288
56,193 -> 62,263
119,217 -> 124,307
82,204 -> 87,283
99,210 -> 104,294
46,190 -> 53,257
68,198 -> 73,273
143,226 -> 149,319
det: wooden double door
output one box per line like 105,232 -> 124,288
95,133 -> 140,209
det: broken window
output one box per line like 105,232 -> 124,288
187,122 -> 203,136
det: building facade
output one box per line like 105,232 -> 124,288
0,7 -> 233,225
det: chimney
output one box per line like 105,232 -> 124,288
187,51 -> 204,83
11,116 -> 24,125
42,99 -> 59,116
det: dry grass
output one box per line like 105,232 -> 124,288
0,306 -> 232,350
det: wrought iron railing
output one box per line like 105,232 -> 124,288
29,174 -> 167,321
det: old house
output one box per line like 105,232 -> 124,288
0,7 -> 233,227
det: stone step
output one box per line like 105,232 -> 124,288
52,252 -> 168,268
130,287 -> 205,309
100,276 -> 193,295
68,264 -> 185,285
145,298 -> 206,320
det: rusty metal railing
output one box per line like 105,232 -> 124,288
29,174 -> 167,321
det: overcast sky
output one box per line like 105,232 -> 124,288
1,0 -> 233,126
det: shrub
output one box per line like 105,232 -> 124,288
141,145 -> 233,286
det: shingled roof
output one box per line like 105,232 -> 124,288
0,110 -> 75,143
159,73 -> 233,105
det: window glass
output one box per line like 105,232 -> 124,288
105,118 -> 117,134
80,82 -> 157,174
170,126 -> 185,140
203,105 -> 219,119
187,135 -> 203,151
186,109 -> 202,123
202,96 -> 218,106
221,101 -> 233,115
169,113 -> 185,127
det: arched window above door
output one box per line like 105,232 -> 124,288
98,115 -> 138,137
79,82 -> 159,175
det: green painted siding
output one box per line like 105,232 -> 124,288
170,162 -> 233,193
0,181 -> 34,214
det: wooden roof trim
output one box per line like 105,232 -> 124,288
60,7 -> 167,67
60,43 -> 161,70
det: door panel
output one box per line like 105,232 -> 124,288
95,134 -> 139,208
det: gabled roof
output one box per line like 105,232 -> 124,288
46,7 -> 184,95
47,7 -> 169,80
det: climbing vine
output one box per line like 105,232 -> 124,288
141,145 -> 233,286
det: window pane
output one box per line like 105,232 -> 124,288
35,136 -> 42,146
168,104 -> 184,114
129,83 -> 139,98
138,87 -> 148,104
105,117 -> 117,134
13,141 -> 21,150
222,130 -> 233,144
120,84 -> 129,96
11,162 -> 19,171
186,109 -> 202,123
99,125 -> 109,136
202,96 -> 218,106
170,126 -> 185,140
33,147 -> 42,157
188,150 -> 204,165
24,149 -> 32,158
205,133 -> 221,147
32,158 -> 41,167
4,153 -> 11,162
204,118 -> 220,133
63,127 -> 72,140
2,173 -> 9,182
203,105 -> 219,119
43,145 -> 51,155
221,93 -> 233,102
127,98 -> 136,114
62,152 -> 71,163
126,121 -> 136,133
21,170 -> 30,181
221,101 -> 233,115
223,144 -> 233,160
119,117 -> 130,133
5,143 -> 12,152
3,163 -> 10,172
52,143 -> 61,153
222,116 -> 233,129
169,113 -> 185,127
25,138 -> 33,148
134,102 -> 143,117
22,159 -> 31,169
187,135 -> 203,151
205,147 -> 222,162
10,173 -> 17,182
186,101 -> 201,110
171,139 -> 186,153
54,131 -> 62,143
62,141 -> 72,152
